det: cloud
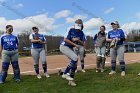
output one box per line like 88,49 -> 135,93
13,3 -> 23,9
66,17 -> 111,35
0,14 -> 62,35
84,18 -> 105,30
85,31 -> 92,36
0,0 -> 6,3
54,10 -> 71,19
0,17 -> 7,29
84,21 -> 140,36
104,7 -> 114,14
66,15 -> 87,23
121,22 -> 140,34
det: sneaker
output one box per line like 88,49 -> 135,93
67,73 -> 70,76
44,73 -> 50,78
0,81 -> 4,84
81,69 -> 86,73
101,69 -> 105,72
15,79 -> 20,83
109,71 -> 116,75
62,74 -> 68,79
68,81 -> 77,86
75,70 -> 78,73
96,69 -> 99,73
121,71 -> 125,76
62,74 -> 74,81
138,73 -> 140,76
37,74 -> 42,79
66,76 -> 74,81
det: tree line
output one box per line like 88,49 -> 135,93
0,29 -> 140,56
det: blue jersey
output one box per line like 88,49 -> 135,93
108,29 -> 125,45
29,33 -> 46,48
61,27 -> 86,48
0,34 -> 18,50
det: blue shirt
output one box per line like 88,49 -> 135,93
29,33 -> 46,48
108,29 -> 125,45
0,34 -> 18,50
61,27 -> 86,48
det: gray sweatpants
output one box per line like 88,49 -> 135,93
74,45 -> 85,61
2,50 -> 18,62
31,48 -> 47,65
60,45 -> 78,61
110,45 -> 124,61
1,49 -> 20,81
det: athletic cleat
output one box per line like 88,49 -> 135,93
138,73 -> 140,76
44,73 -> 50,78
37,74 -> 42,79
81,69 -> 86,73
109,71 -> 116,75
68,81 -> 77,86
121,71 -> 125,76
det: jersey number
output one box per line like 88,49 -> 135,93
7,42 -> 13,46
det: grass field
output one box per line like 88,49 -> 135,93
1,63 -> 140,93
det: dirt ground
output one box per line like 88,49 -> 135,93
0,53 -> 140,75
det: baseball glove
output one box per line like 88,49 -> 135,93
34,34 -> 39,40
110,39 -> 118,48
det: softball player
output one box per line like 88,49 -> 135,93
0,25 -> 20,84
93,25 -> 106,73
107,21 -> 126,76
60,19 -> 85,86
29,27 -> 50,79
73,23 -> 86,73
74,40 -> 86,73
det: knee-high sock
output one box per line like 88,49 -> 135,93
64,60 -> 76,74
42,64 -> 47,73
34,64 -> 39,75
11,61 -> 20,80
70,65 -> 77,78
111,60 -> 116,71
120,61 -> 125,71
1,62 -> 10,82
70,60 -> 77,78
81,60 -> 84,70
